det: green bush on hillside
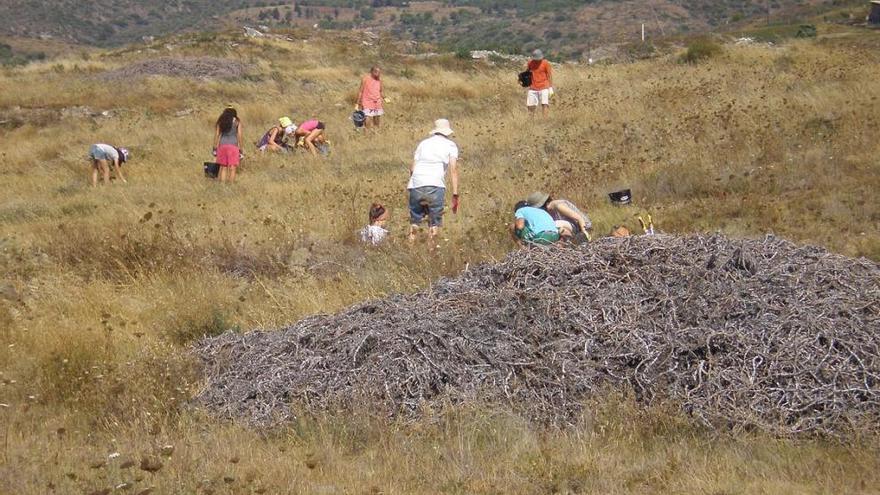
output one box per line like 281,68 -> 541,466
680,38 -> 722,64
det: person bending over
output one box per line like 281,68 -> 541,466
294,119 -> 328,157
511,201 -> 560,246
527,191 -> 592,242
88,143 -> 129,187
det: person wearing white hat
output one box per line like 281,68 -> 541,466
525,49 -> 553,117
407,118 -> 460,242
257,116 -> 296,152
88,143 -> 129,187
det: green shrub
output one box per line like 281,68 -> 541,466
455,47 -> 472,60
796,24 -> 817,38
624,41 -> 656,61
163,308 -> 237,346
680,38 -> 722,64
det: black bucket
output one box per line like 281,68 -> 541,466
608,189 -> 632,205
204,162 -> 220,178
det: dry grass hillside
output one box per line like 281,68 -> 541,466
1,27 -> 879,494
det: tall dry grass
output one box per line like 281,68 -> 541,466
1,29 -> 879,493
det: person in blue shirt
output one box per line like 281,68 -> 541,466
511,201 -> 560,246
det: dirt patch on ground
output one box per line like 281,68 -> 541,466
195,234 -> 880,436
100,57 -> 248,81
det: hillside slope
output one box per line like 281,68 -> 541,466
0,0 -> 855,50
1,27 -> 879,494
0,0 -> 261,45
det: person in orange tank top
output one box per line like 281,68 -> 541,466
526,49 -> 554,117
357,66 -> 385,130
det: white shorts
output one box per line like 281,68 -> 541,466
527,89 -> 550,107
363,108 -> 384,117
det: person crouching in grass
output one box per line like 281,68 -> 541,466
360,203 -> 390,246
293,119 -> 328,157
89,144 -> 128,187
213,107 -> 243,182
511,201 -> 560,246
257,117 -> 296,153
526,191 -> 592,243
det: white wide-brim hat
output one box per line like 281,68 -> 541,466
430,118 -> 454,136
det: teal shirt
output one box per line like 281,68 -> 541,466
515,206 -> 557,233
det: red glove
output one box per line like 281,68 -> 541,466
452,194 -> 460,214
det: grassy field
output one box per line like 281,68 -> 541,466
1,27 -> 879,494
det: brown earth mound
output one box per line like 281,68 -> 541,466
101,57 -> 248,80
194,234 -> 880,436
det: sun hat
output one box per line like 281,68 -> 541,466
279,116 -> 293,128
430,118 -> 454,136
531,49 -> 544,60
117,147 -> 130,163
526,191 -> 550,208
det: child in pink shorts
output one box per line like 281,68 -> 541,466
294,119 -> 327,157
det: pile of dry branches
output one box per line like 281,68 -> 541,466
194,234 -> 879,436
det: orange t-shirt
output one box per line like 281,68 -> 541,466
527,59 -> 552,90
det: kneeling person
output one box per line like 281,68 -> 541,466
257,117 -> 296,152
512,201 -> 560,246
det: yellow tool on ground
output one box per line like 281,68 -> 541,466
637,214 -> 655,235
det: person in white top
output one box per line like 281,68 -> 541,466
88,143 -> 129,187
360,203 -> 390,246
407,119 -> 460,242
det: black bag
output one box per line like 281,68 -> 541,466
518,70 -> 532,87
203,162 -> 220,178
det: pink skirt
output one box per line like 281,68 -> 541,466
216,144 -> 240,167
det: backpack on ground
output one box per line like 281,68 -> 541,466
518,70 -> 532,88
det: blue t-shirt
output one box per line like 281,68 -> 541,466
515,206 -> 557,233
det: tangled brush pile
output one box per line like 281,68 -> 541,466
194,235 -> 880,436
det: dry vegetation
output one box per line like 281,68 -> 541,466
1,27 -> 879,494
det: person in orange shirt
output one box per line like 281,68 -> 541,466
357,66 -> 385,130
526,49 -> 554,117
